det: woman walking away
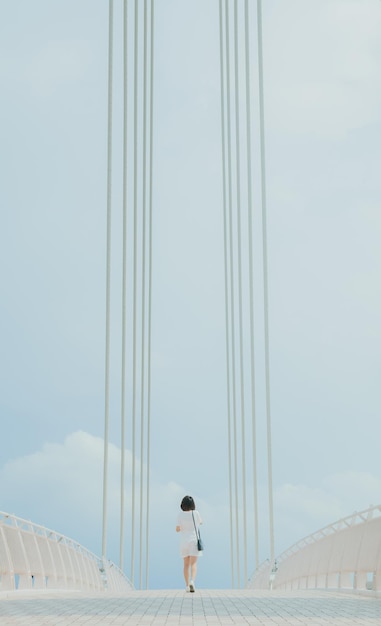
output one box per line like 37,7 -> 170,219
176,495 -> 203,592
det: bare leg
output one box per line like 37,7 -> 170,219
183,556 -> 190,586
189,556 -> 198,583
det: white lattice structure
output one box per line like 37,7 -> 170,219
248,505 -> 381,592
0,511 -> 133,592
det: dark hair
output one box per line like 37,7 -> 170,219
181,495 -> 195,511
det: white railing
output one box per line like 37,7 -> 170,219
248,504 -> 381,592
0,511 -> 133,592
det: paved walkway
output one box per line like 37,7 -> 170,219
1,589 -> 381,625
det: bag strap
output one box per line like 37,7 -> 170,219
191,511 -> 200,539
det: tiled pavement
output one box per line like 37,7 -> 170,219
0,589 -> 381,626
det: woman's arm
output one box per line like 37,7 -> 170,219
176,525 -> 181,532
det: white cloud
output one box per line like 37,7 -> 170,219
0,432 -> 229,588
274,470 -> 381,554
2,432 -> 381,587
0,432 -> 106,537
276,482 -> 342,522
322,470 -> 381,512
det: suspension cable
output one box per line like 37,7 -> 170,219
218,0 -> 235,590
102,0 -> 114,563
139,0 -> 148,590
119,0 -> 128,572
130,0 -> 139,584
145,0 -> 154,591
106,0 -> 274,590
233,0 -> 248,585
245,0 -> 259,570
225,0 -> 241,588
257,0 -> 275,565
101,0 -> 153,589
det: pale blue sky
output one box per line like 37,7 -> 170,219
1,0 -> 381,589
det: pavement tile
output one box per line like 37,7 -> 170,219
0,589 -> 381,625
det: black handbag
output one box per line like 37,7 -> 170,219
192,511 -> 204,551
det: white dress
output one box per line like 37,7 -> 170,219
177,509 -> 203,557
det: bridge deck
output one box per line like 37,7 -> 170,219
0,589 -> 380,625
